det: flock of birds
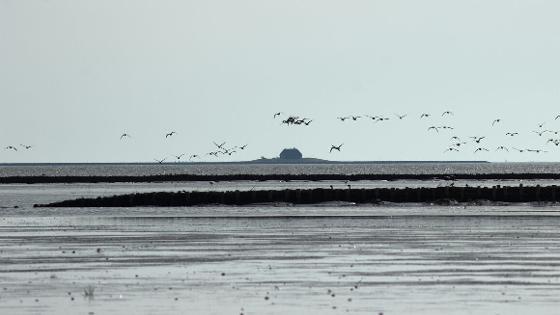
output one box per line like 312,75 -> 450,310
4,144 -> 32,152
5,110 -> 560,162
119,132 -> 249,163
3,129 -> 248,163
274,111 -> 560,156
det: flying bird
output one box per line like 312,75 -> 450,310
533,130 -> 549,137
239,144 -> 248,150
420,113 -> 430,119
281,116 -> 300,125
451,142 -> 467,147
154,158 -> 166,164
474,147 -> 489,153
213,141 -> 226,149
120,133 -> 131,140
165,131 -> 177,138
427,126 -> 440,133
19,144 -> 32,149
492,119 -> 501,126
5,146 -> 17,151
273,112 -> 283,119
189,154 -> 199,161
506,132 -> 519,137
173,154 -> 185,161
527,149 -> 548,153
470,136 -> 486,143
496,146 -> 509,152
443,147 -> 460,153
547,139 -> 560,146
442,111 -> 453,116
555,115 -> 560,120
330,144 -> 343,153
394,113 -> 407,120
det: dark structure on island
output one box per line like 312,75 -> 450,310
279,148 -> 303,160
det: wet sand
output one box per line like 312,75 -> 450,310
1,183 -> 560,314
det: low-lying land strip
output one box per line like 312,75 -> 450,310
35,184 -> 560,207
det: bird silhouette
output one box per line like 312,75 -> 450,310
527,149 -> 547,153
492,119 -> 501,126
474,147 -> 489,153
443,147 -> 460,153
394,113 -> 407,120
239,144 -> 248,150
470,136 -> 486,143
273,112 -> 283,119
547,139 -> 560,146
165,131 -> 177,138
496,146 -> 509,152
5,146 -> 17,151
330,144 -> 343,153
365,115 -> 378,120
213,141 -> 226,149
420,113 -> 430,119
281,116 -> 298,125
154,158 -> 166,164
427,126 -> 440,133
189,154 -> 199,161
19,144 -> 32,149
533,130 -> 549,137
174,154 -> 185,161
506,132 -> 519,137
452,142 -> 467,147
442,111 -> 453,117
120,133 -> 131,140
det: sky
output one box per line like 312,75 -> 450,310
1,0 -> 560,163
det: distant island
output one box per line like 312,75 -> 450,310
249,148 -> 488,164
252,148 -> 329,164
0,148 -> 489,166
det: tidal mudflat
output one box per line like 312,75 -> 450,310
2,182 -> 560,314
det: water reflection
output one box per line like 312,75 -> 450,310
1,184 -> 560,314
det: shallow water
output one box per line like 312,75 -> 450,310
1,182 -> 560,314
3,162 -> 560,177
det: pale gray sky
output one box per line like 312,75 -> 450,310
1,0 -> 560,163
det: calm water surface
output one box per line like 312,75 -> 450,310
3,162 -> 560,177
1,165 -> 560,314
